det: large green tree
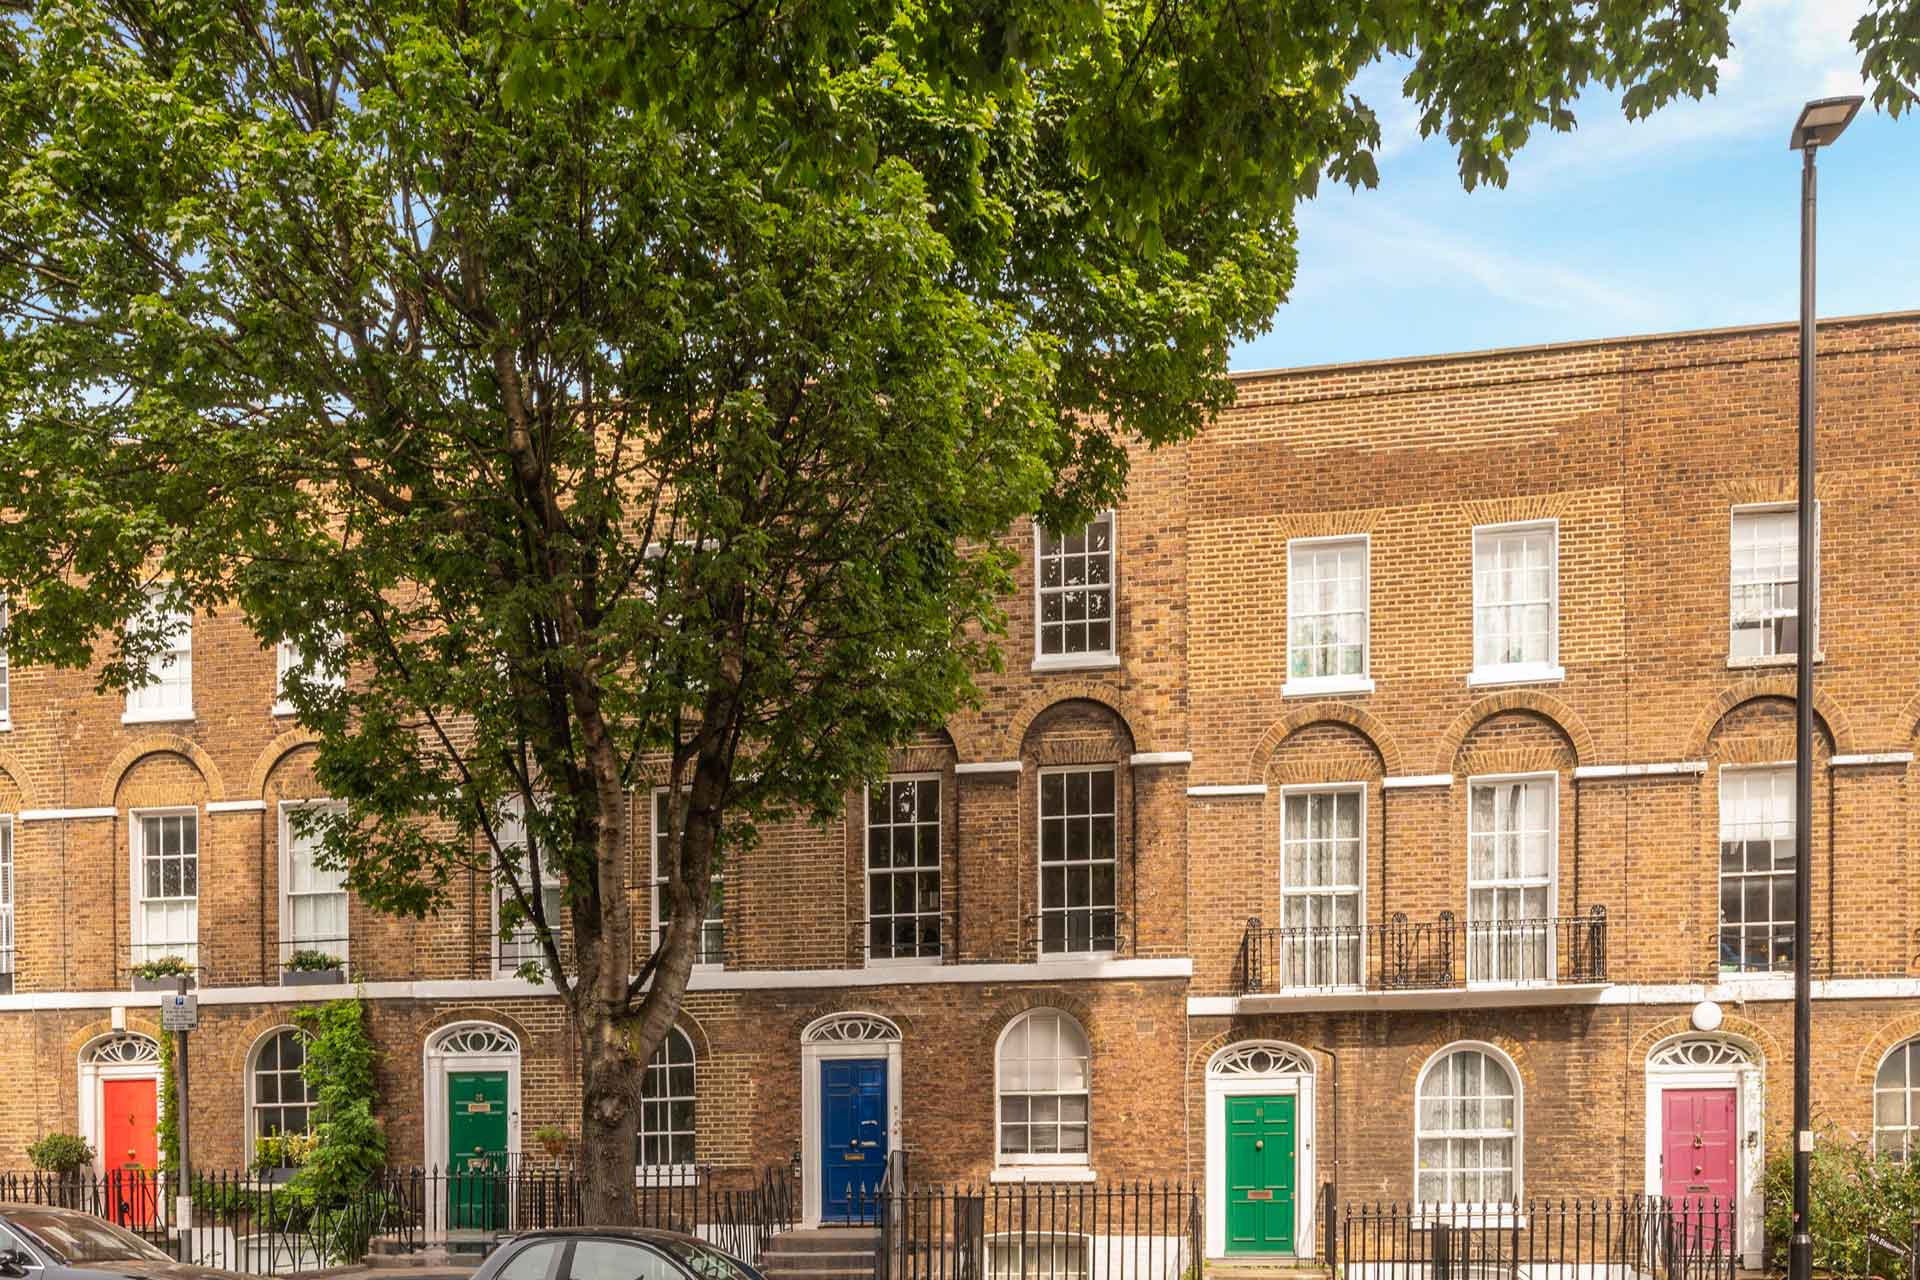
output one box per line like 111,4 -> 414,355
0,0 -> 1913,1219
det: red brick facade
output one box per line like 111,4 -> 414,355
3,311 -> 1920,1258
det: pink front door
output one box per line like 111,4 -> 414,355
1662,1087 -> 1737,1212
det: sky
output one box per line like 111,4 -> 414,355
1230,0 -> 1920,372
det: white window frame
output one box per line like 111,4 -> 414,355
0,594 -> 11,730
1728,503 -> 1822,668
636,1026 -> 699,1185
1031,512 -> 1120,672
1277,783 -> 1366,991
246,1026 -> 321,1150
0,815 -> 13,978
1874,1038 -> 1920,1162
1414,1041 -> 1524,1213
1035,765 -> 1119,960
865,773 -> 944,965
1468,520 -> 1563,687
650,787 -> 724,970
122,592 -> 194,724
994,1008 -> 1093,1172
985,1233 -> 1091,1280
274,636 -> 345,717
491,798 -> 564,979
1465,772 -> 1559,987
129,806 -> 200,967
1716,765 -> 1796,979
1284,535 -> 1374,696
279,800 -> 349,968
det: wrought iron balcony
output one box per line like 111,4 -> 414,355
1234,907 -> 1609,996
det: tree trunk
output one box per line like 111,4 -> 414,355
579,1006 -> 642,1223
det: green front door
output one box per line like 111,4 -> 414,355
447,1070 -> 509,1229
1225,1095 -> 1296,1254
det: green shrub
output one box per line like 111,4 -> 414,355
132,955 -> 194,980
1762,1128 -> 1920,1276
286,996 -> 388,1262
26,1133 -> 94,1173
285,950 -> 343,972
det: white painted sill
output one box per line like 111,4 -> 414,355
1467,664 -> 1565,689
272,701 -> 297,718
1031,653 -> 1121,674
122,707 -> 195,725
0,718 -> 10,733
636,1165 -> 701,1188
1282,674 -> 1375,698
990,1166 -> 1097,1184
1038,950 -> 1117,964
1728,652 -> 1824,669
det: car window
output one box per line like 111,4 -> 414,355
9,1211 -> 167,1264
653,1238 -> 758,1280
495,1240 -> 563,1280
0,1226 -> 40,1268
567,1239 -> 682,1280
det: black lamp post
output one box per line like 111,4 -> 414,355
1785,92 -> 1862,1280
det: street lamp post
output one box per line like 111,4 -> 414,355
1785,93 -> 1862,1280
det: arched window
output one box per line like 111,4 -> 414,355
251,1028 -> 321,1148
638,1028 -> 695,1168
1875,1039 -> 1920,1161
1416,1045 -> 1520,1205
997,1010 -> 1090,1167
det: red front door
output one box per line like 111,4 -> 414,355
100,1078 -> 159,1228
1662,1087 -> 1737,1212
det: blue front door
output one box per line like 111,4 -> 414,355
822,1058 -> 888,1221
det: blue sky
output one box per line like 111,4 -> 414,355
1231,0 -> 1920,372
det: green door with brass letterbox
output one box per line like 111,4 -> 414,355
1225,1095 -> 1296,1254
447,1071 -> 509,1229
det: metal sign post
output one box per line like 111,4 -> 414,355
163,979 -> 198,1241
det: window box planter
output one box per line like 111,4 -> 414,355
132,973 -> 195,992
281,966 -> 345,987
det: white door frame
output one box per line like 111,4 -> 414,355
77,1033 -> 162,1174
800,1013 -> 904,1228
1204,1042 -> 1317,1260
1642,1034 -> 1764,1269
423,1022 -> 523,1170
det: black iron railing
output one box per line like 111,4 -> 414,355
873,1180 -> 1200,1280
1236,908 -> 1609,995
1339,1196 -> 1736,1280
0,1165 -> 796,1272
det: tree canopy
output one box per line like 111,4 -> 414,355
1,0 -> 1913,1216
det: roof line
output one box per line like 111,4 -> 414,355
1227,308 -> 1920,382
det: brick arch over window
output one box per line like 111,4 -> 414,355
643,1010 -> 713,1062
1399,1029 -> 1537,1097
0,751 -> 42,809
227,1009 -> 309,1076
1251,703 -> 1404,778
1683,677 -> 1856,760
986,991 -> 1097,1047
1434,692 -> 1594,775
1857,1012 -> 1920,1086
1629,1014 -> 1779,1070
245,730 -> 323,798
99,735 -> 228,807
999,685 -> 1146,761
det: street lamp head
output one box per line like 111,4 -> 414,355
1790,95 -> 1864,150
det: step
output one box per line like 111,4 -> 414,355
759,1252 -> 881,1271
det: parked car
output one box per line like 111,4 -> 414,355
472,1229 -> 767,1280
0,1203 -> 268,1280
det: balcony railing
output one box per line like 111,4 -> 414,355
1235,907 -> 1609,996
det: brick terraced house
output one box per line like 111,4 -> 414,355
3,310 -> 1920,1267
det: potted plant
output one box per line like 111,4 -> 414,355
251,1130 -> 318,1184
282,949 -> 346,986
532,1124 -> 569,1160
130,955 -> 195,991
27,1133 -> 94,1207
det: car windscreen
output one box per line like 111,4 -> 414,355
10,1211 -> 171,1263
650,1238 -> 760,1280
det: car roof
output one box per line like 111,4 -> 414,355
0,1204 -> 103,1216
506,1227 -> 710,1246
